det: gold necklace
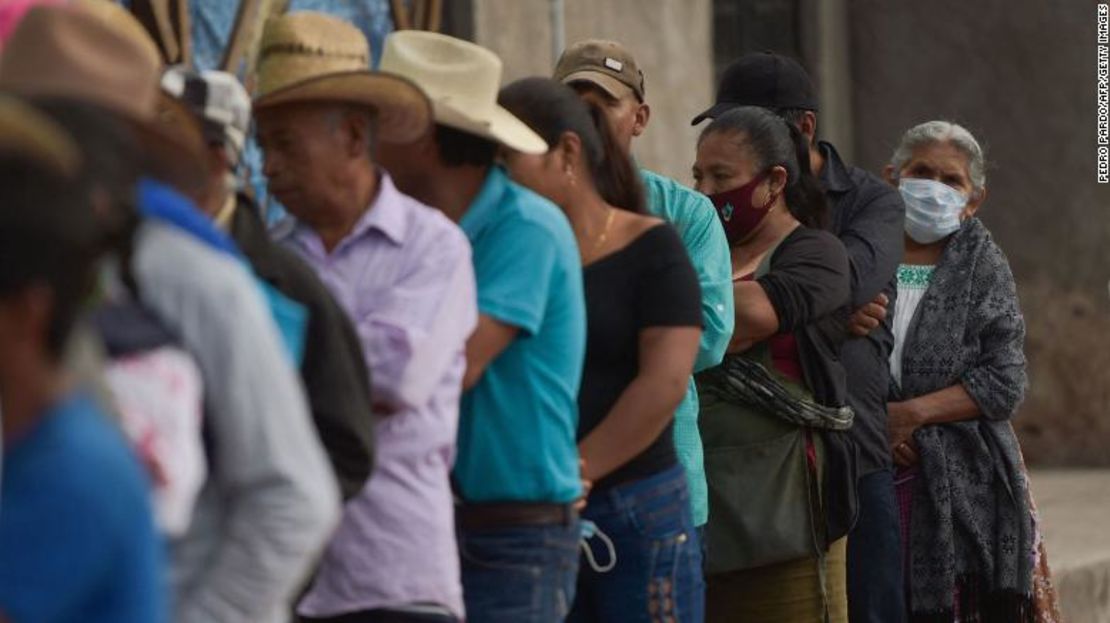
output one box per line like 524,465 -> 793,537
587,207 -> 616,258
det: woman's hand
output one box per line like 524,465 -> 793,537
888,400 -> 923,466
574,459 -> 592,512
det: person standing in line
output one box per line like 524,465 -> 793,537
555,40 -> 734,547
0,6 -> 342,621
499,77 -> 705,623
693,52 -> 907,623
0,94 -> 167,623
161,66 -> 377,503
254,12 -> 477,623
884,120 -> 1060,622
376,31 -> 586,623
693,106 -> 853,622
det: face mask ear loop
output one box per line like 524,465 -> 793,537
579,520 -> 617,573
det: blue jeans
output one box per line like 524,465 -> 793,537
457,518 -> 580,622
569,464 -> 705,623
847,469 -> 906,623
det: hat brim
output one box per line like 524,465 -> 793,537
0,95 -> 80,177
434,100 -> 548,155
559,70 -> 636,101
690,102 -> 737,126
253,70 -> 432,145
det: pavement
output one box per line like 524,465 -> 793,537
1032,469 -> 1110,623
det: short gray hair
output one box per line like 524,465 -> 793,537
889,120 -> 986,190
324,103 -> 379,157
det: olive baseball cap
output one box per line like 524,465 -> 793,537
554,39 -> 645,102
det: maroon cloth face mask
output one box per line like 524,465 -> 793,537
708,171 -> 776,245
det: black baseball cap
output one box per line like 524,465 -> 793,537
691,52 -> 818,125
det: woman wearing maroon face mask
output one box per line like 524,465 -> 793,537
692,106 -> 854,622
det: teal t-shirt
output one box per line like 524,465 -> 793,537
641,168 -> 734,526
454,167 -> 586,503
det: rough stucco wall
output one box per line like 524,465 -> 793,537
849,0 -> 1110,465
473,0 -> 713,183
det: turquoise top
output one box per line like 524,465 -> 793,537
641,168 -> 735,526
454,167 -> 587,503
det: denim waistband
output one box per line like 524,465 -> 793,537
589,463 -> 688,512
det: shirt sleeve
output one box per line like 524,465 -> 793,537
637,225 -> 704,329
837,181 -> 906,310
134,224 -> 339,623
960,240 -> 1028,421
472,218 -> 562,335
673,193 -> 735,372
359,229 -> 478,411
758,228 -> 852,332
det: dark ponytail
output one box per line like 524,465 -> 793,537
498,77 -> 644,213
699,106 -> 828,229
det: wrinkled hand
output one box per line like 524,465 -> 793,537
848,293 -> 890,337
574,459 -> 593,512
888,401 -> 921,467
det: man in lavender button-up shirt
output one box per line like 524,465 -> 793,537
258,99 -> 476,621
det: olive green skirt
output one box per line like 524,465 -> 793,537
705,537 -> 848,623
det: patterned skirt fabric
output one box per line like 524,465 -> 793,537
895,465 -> 1062,623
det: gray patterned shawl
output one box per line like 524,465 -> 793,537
892,217 -> 1033,622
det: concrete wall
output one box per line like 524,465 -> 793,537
848,0 -> 1110,464
471,0 -> 713,183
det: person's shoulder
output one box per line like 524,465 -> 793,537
394,190 -> 472,259
846,163 -> 901,204
20,395 -> 150,517
633,219 -> 685,252
779,226 -> 848,261
957,218 -> 1016,281
640,168 -> 713,210
137,221 -> 251,289
263,241 -> 335,307
490,179 -> 577,248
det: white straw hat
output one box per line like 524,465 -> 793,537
379,30 -> 547,155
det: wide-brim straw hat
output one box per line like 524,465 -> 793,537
0,0 -> 205,190
379,31 -> 547,155
0,93 -> 80,177
253,11 -> 431,145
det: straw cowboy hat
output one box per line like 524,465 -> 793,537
0,1 -> 205,188
379,31 -> 547,155
0,94 -> 80,177
254,11 -> 431,144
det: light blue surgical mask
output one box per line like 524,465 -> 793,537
899,178 -> 968,244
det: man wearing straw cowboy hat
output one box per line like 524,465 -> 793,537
0,4 -> 342,622
0,93 -> 167,623
253,11 -> 477,623
376,31 -> 586,623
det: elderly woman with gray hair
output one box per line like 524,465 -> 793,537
883,120 -> 1060,622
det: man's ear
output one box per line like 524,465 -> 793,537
799,110 -> 818,145
882,164 -> 898,186
963,186 -> 987,219
632,101 -> 651,138
344,111 -> 373,158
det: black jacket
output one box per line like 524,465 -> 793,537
818,142 -> 906,475
231,195 -> 375,499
